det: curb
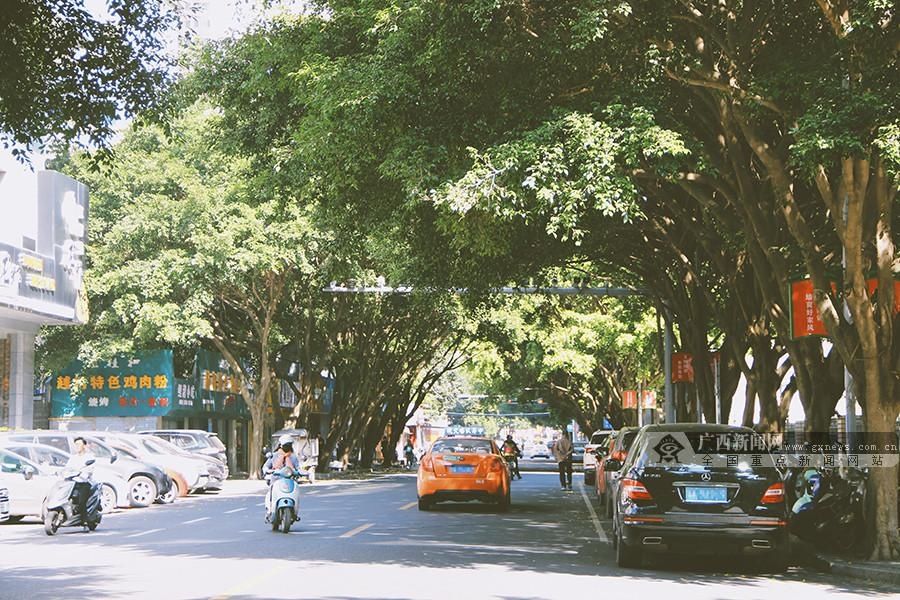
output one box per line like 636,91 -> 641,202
819,557 -> 900,586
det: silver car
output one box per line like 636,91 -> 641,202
1,442 -> 132,512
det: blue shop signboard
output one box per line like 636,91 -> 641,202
52,350 -> 175,417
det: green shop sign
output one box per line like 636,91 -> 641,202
52,350 -> 175,417
194,349 -> 249,416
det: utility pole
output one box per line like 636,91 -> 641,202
664,316 -> 675,424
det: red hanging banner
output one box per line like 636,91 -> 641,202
640,390 -> 657,409
671,352 -> 694,383
622,390 -> 638,409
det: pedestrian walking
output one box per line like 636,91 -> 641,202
552,431 -> 574,490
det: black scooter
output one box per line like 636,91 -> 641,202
789,466 -> 866,552
43,459 -> 103,536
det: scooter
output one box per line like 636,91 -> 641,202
265,465 -> 303,533
43,459 -> 103,536
789,467 -> 866,552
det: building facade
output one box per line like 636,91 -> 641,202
0,154 -> 89,430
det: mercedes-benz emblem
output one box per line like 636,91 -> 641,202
700,472 -> 712,482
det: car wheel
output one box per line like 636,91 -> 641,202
129,476 -> 158,508
497,489 -> 511,513
616,529 -> 642,568
99,484 -> 117,514
418,497 -> 432,511
158,479 -> 180,504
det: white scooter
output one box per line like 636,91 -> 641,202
265,465 -> 302,533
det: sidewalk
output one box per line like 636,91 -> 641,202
794,537 -> 900,585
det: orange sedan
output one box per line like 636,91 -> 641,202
417,436 -> 511,511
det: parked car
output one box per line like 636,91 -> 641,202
139,430 -> 228,470
0,486 -> 8,522
597,427 -> 640,517
609,424 -> 789,571
0,431 -> 173,508
0,448 -> 57,521
102,441 -> 189,503
90,432 -> 213,494
0,442 -> 131,513
584,430 -> 615,486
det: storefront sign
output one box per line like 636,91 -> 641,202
671,352 -> 694,383
51,350 -> 175,417
195,349 -> 249,416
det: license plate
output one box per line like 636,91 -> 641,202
685,486 -> 728,503
451,465 -> 474,474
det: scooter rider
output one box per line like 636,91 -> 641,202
265,435 -> 300,477
501,435 -> 522,480
65,437 -> 96,517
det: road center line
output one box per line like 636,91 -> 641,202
339,522 -> 374,538
224,508 -> 247,514
399,501 -> 417,510
126,528 -> 164,538
578,482 -> 609,544
183,517 -> 211,524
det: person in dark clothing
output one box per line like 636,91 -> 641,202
552,431 -> 574,490
501,435 -> 522,479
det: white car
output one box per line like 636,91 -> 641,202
527,443 -> 551,459
583,430 -> 615,486
92,433 -> 210,493
0,448 -> 56,521
2,442 -> 130,512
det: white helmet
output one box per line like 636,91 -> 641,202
278,434 -> 294,447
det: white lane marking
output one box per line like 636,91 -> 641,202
339,522 -> 374,538
126,528 -> 164,538
399,501 -> 417,510
224,508 -> 247,514
579,482 -> 609,544
183,517 -> 211,525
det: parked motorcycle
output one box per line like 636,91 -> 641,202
789,466 -> 866,552
265,465 -> 303,533
43,459 -> 103,536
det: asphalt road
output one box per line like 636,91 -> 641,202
0,472 -> 894,600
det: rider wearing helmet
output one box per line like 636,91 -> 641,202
267,434 -> 301,473
501,435 -> 522,480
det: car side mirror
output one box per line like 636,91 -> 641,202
23,465 -> 35,480
85,458 -> 96,466
110,453 -> 118,464
604,458 -> 622,472
265,452 -> 273,459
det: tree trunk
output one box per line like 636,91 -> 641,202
864,399 -> 900,560
248,404 -> 266,480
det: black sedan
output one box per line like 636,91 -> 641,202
608,424 -> 789,571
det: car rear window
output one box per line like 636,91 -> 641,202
432,439 -> 493,454
629,430 -> 780,474
208,434 -> 226,450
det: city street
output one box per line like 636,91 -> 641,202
0,473 -> 894,600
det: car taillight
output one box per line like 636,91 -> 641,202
761,482 -> 784,504
611,450 -> 625,461
621,478 -> 653,501
421,457 -> 434,472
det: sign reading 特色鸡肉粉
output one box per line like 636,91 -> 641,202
51,350 -> 175,417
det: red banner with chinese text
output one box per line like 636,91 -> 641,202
671,352 -> 694,383
622,390 -> 638,409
